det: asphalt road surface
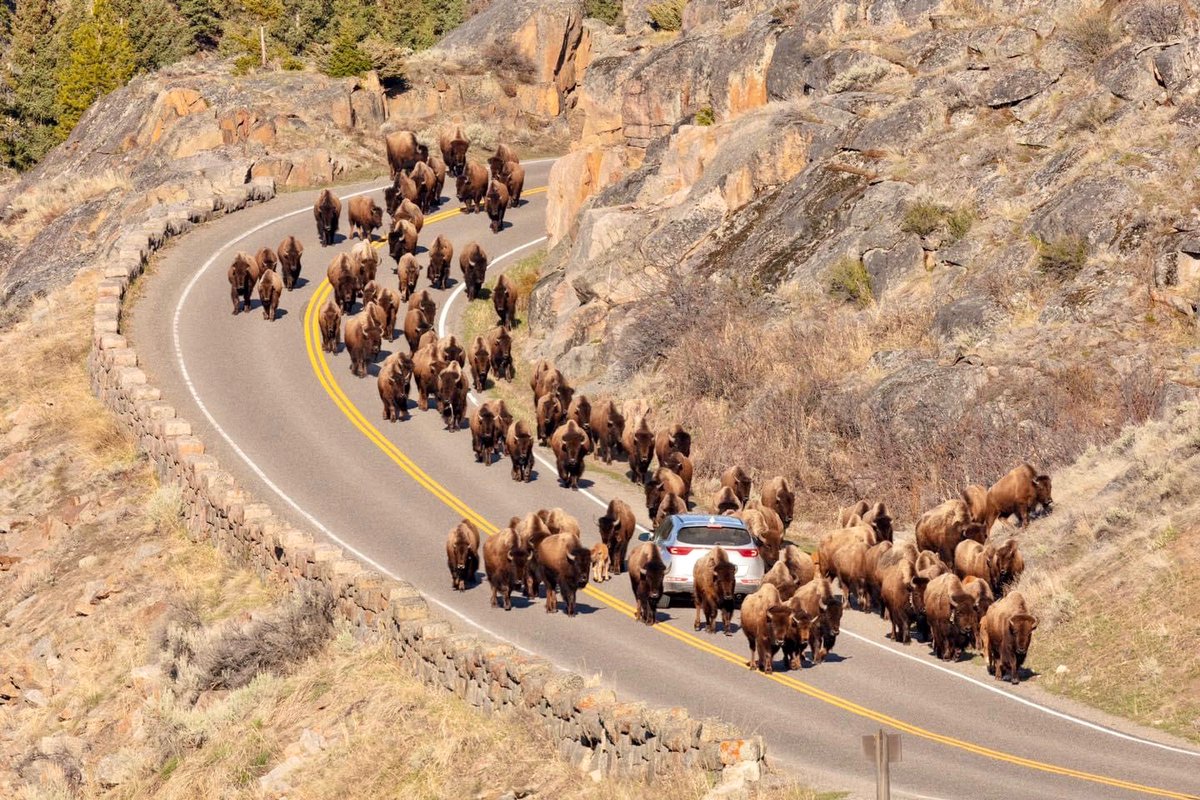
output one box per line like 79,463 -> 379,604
129,159 -> 1200,800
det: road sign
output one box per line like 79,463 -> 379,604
862,729 -> 901,800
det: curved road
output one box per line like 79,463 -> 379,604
129,160 -> 1200,799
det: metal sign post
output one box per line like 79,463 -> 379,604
861,729 -> 902,800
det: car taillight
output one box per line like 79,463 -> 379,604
737,548 -> 759,558
668,546 -> 693,556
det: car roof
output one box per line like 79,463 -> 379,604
670,513 -> 748,530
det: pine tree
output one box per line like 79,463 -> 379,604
176,0 -> 221,51
1,0 -> 62,168
324,26 -> 371,77
274,0 -> 333,55
113,0 -> 192,71
55,0 -> 136,134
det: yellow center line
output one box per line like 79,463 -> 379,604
299,189 -> 1197,800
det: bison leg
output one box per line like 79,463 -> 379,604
694,604 -> 704,631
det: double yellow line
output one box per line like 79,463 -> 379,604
300,190 -> 1198,800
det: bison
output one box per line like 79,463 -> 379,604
277,235 -> 303,290
485,180 -> 509,233
955,538 -> 1024,597
227,253 -> 256,314
439,127 -> 471,177
397,253 -> 421,301
924,573 -> 978,661
533,533 -> 591,616
408,288 -> 437,324
665,452 -> 693,500
507,420 -> 535,482
646,467 -> 686,519
385,171 -> 419,216
536,393 -> 564,446
961,575 -> 995,648
986,463 -> 1053,529
880,559 -> 928,644
483,526 -> 528,610
344,304 -> 383,378
411,345 -> 446,412
654,493 -> 687,527
760,476 -> 795,529
350,240 -> 380,292
426,234 -> 453,290
781,577 -> 833,668
377,351 -> 413,422
980,591 -> 1038,684
504,161 -> 525,205
493,273 -> 517,329
713,486 -> 743,514
313,189 -> 341,247
255,246 -> 278,277
566,394 -> 591,437
257,266 -> 283,321
551,419 -> 591,490
741,583 -> 813,673
385,129 -> 420,177
721,466 -> 753,507
326,252 -> 357,313
597,498 -> 636,575
348,196 -> 383,241
388,216 -> 419,265
628,542 -> 666,625
623,415 -> 655,485
393,197 -> 424,233
459,241 -> 488,300
410,160 -> 437,212
916,498 -> 987,565
437,334 -> 466,368
445,519 -> 481,591
469,335 -> 490,391
437,362 -> 469,431
693,546 -> 738,635
318,297 -> 341,353
485,326 -> 514,382
469,401 -> 499,465
456,161 -> 489,213
402,308 -> 432,354
590,542 -> 610,583
588,399 -> 625,465
654,423 -> 692,467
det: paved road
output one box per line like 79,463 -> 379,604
129,159 -> 1200,800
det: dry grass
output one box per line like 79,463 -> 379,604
1,170 -> 133,247
1015,402 -> 1200,741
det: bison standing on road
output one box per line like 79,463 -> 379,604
721,466 -> 753,508
277,235 -> 303,290
318,297 -> 341,353
980,591 -> 1038,684
598,498 -> 636,575
504,161 -> 525,205
533,533 -> 592,616
437,362 -> 469,431
459,242 -> 488,300
257,266 -> 283,321
402,308 -> 431,354
485,326 -> 514,382
344,304 -> 383,378
397,253 -> 421,301
445,519 -> 481,591
313,189 -> 341,246
589,399 -> 625,465
693,546 -> 738,635
377,351 -> 413,422
782,577 -> 833,669
227,253 -> 256,314
485,180 -> 510,233
410,160 -> 437,212
469,335 -> 490,392
507,419 -> 534,482
741,583 -> 812,674
483,526 -> 528,610
924,573 -> 978,662
493,273 -> 517,329
628,542 -> 665,625
439,127 -> 471,177
469,401 -> 498,465
654,423 -> 692,468
388,216 -> 419,265
760,476 -> 795,529
326,252 -> 357,313
427,234 -> 453,290
551,419 -> 591,490
348,196 -> 383,241
456,161 -> 489,213
411,346 -> 445,412
385,129 -> 420,177
623,416 -> 655,485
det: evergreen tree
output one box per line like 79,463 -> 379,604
274,0 -> 333,55
114,0 -> 191,71
1,0 -> 61,168
55,0 -> 136,134
176,0 -> 221,51
323,26 -> 370,77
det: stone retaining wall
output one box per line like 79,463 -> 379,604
85,175 -> 766,786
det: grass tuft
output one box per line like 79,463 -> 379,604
826,257 -> 873,307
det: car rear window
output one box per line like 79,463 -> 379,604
676,525 -> 752,547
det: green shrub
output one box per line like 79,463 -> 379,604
827,257 -> 873,307
945,208 -> 975,243
324,33 -> 374,78
648,0 -> 686,31
231,53 -> 259,76
695,104 -> 714,126
585,0 -> 622,25
280,54 -> 305,71
900,201 -> 943,236
1035,235 -> 1088,280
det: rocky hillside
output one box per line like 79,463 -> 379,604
533,0 -> 1200,517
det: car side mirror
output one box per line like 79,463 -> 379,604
637,531 -> 652,542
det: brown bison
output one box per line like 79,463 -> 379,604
402,308 -> 432,353
837,500 -> 870,527
862,539 -> 894,614
344,305 -> 383,378
485,326 -> 515,382
741,583 -> 813,673
529,359 -> 573,409
485,180 -> 510,233
566,394 -> 592,436
468,335 -> 490,391
428,153 -> 447,203
483,526 -> 529,610
456,161 -> 489,213
961,575 -> 995,648
469,401 -> 499,465
916,549 -> 950,581
955,538 -> 1024,597
588,399 -> 625,465
393,197 -> 424,233
491,400 -> 513,457
348,196 -> 383,241
737,507 -> 783,567
760,476 -> 795,529
425,233 -> 453,290
916,498 -> 986,565
318,297 -> 341,353
880,559 -> 929,644
410,160 -> 437,212
504,161 -> 525,205
350,240 -> 380,292
437,362 -> 469,431
374,286 -> 402,342
459,241 -> 488,300
491,143 -> 519,168
598,498 -> 636,575
861,501 -> 893,543
397,253 -> 421,301
385,129 -> 420,177
654,493 -> 687,528
823,533 -> 869,610
551,419 -> 591,490
227,252 -> 256,314
313,189 -> 341,247
654,423 -> 692,467
986,463 -> 1053,529
437,334 -> 466,368
713,486 -> 743,514
623,415 -> 655,485
408,287 -> 437,321
439,127 -> 471,177
628,542 -> 666,625
980,591 -> 1038,684
377,351 -> 413,422
924,573 -> 978,661
385,172 -> 419,216
590,542 -> 610,583
646,467 -> 687,518
536,393 -> 564,446
665,452 -> 693,500
257,266 -> 283,321
411,345 -> 445,412
693,546 -> 739,635
781,577 -> 834,668
445,519 -> 481,591
762,559 -> 799,601
721,466 -> 753,507
255,246 -> 278,277
533,533 -> 591,616
505,419 -> 534,482
493,273 -> 517,329
388,216 -> 419,265
326,252 -> 357,313
277,235 -> 303,290
779,544 -> 817,589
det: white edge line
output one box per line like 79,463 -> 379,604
435,208 -> 1200,763
170,176 -> 571,663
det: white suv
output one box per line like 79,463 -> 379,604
639,513 -> 765,606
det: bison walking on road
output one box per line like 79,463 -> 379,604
313,189 -> 341,247
445,519 -> 481,592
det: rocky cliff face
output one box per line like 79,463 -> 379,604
533,0 -> 1200,512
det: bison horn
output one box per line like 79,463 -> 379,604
566,552 -> 575,563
